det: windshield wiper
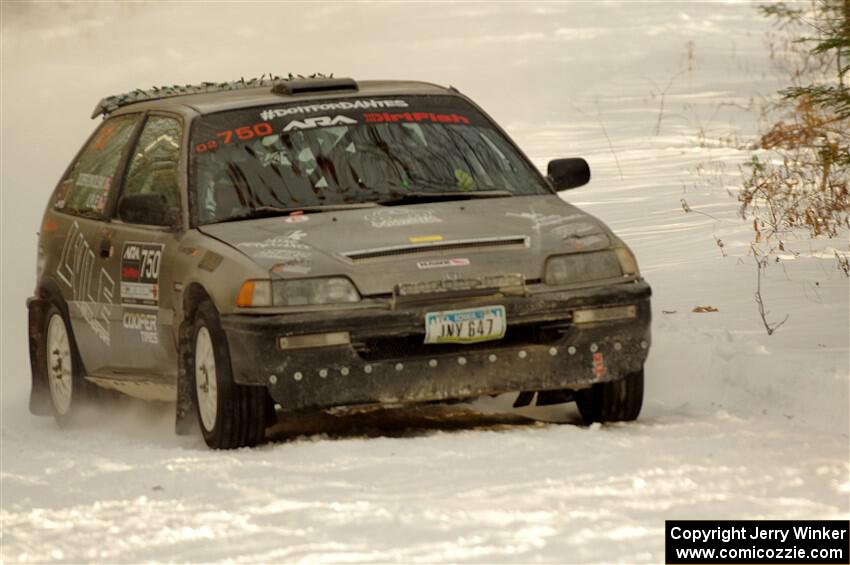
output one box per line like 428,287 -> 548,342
376,190 -> 513,206
207,202 -> 379,224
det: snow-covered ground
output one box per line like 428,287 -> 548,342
2,3 -> 848,563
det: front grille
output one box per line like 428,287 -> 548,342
352,321 -> 568,362
342,236 -> 529,262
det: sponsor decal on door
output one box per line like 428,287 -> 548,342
122,309 -> 159,344
121,242 -> 163,308
56,221 -> 114,346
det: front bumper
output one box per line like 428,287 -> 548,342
222,281 -> 652,412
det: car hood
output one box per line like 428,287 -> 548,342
198,194 -> 614,296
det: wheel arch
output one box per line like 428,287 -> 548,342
28,277 -> 81,416
175,282 -> 216,434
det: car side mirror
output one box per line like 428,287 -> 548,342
118,193 -> 178,227
547,158 -> 591,191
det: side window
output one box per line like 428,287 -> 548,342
53,115 -> 139,217
122,116 -> 183,212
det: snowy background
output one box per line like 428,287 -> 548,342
1,2 -> 848,563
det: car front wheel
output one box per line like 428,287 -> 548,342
191,301 -> 268,449
575,368 -> 644,424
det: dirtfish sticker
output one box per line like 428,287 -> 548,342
122,310 -> 159,344
121,242 -> 163,308
261,99 -> 409,121
363,112 -> 470,125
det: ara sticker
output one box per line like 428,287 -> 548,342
417,258 -> 470,270
121,242 -> 163,308
283,115 -> 357,132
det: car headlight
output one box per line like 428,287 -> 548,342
236,277 -> 361,307
273,277 -> 360,306
544,250 -> 623,286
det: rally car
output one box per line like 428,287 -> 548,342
28,76 -> 652,448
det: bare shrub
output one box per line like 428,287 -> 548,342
740,1 -> 850,246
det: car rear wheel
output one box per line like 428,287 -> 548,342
43,303 -> 88,425
191,301 -> 268,449
575,368 -> 644,424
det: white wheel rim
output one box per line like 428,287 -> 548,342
46,313 -> 73,416
195,326 -> 218,432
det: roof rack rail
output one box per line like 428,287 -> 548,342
90,73 -> 339,119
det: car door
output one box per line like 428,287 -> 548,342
100,113 -> 185,381
49,114 -> 142,376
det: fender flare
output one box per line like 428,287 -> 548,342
175,283 -> 214,435
28,278 -> 75,416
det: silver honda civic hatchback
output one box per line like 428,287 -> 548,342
28,77 -> 651,448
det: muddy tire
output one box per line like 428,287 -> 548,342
42,303 -> 90,425
575,368 -> 644,424
190,301 -> 269,449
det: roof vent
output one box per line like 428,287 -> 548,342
271,77 -> 358,96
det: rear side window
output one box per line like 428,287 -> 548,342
53,115 -> 139,217
122,115 -> 183,210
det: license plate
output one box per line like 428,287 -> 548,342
424,305 -> 506,344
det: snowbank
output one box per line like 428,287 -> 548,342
2,2 -> 847,563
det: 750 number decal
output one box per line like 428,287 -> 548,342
195,122 -> 273,153
121,242 -> 163,308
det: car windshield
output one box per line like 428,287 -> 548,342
190,95 -> 550,225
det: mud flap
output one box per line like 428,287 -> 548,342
27,297 -> 53,416
513,391 -> 535,408
512,389 -> 574,408
535,389 -> 574,406
175,318 -> 196,435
